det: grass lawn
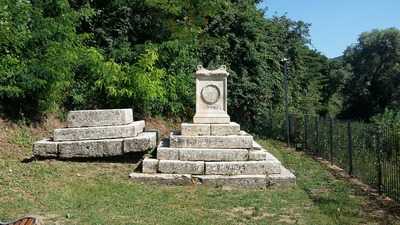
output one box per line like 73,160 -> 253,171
1,122 -> 399,224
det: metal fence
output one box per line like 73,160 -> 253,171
284,113 -> 400,202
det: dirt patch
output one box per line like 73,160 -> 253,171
316,157 -> 400,225
0,116 -> 65,160
145,117 -> 180,138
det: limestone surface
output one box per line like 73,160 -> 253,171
58,138 -> 123,158
128,173 -> 295,187
205,161 -> 281,175
252,141 -> 262,150
210,122 -> 240,136
129,173 -> 193,185
142,158 -> 159,174
157,141 -> 179,160
158,160 -> 204,175
181,123 -> 210,136
249,150 -> 268,160
124,131 -> 157,153
53,120 -> 145,141
33,139 -> 58,157
170,132 -> 253,149
193,65 -> 230,124
67,108 -> 133,128
268,166 -> 296,185
179,148 -> 248,161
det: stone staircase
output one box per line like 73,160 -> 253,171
130,122 -> 295,188
33,109 -> 157,158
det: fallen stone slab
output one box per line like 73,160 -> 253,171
193,175 -> 268,188
129,173 -> 193,185
205,161 -> 281,175
210,122 -> 240,136
158,160 -> 204,175
268,166 -> 296,186
33,139 -> 58,157
124,132 -> 157,153
67,108 -> 133,128
58,138 -> 123,158
181,123 -> 210,136
53,121 -> 145,141
179,148 -> 249,161
169,132 -> 253,149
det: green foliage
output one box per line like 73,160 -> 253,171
341,28 -> 400,120
371,108 -> 400,128
95,46 -> 167,115
0,0 -> 339,129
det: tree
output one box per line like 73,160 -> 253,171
341,28 -> 400,120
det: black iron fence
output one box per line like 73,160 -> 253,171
283,113 -> 400,202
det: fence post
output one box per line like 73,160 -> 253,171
376,128 -> 383,195
347,121 -> 353,175
329,117 -> 334,165
315,117 -> 319,155
304,115 -> 308,151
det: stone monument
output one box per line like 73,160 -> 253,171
33,109 -> 157,158
130,66 -> 296,188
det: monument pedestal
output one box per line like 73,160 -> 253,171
130,66 -> 296,188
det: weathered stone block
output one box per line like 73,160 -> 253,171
210,122 -> 240,136
268,166 -> 296,185
179,148 -> 248,161
193,175 -> 268,188
129,173 -> 193,185
142,158 -> 159,174
157,141 -> 179,160
265,152 -> 281,163
252,141 -> 262,150
193,66 -> 231,124
54,121 -> 145,141
124,132 -> 157,153
249,150 -> 268,161
181,123 -> 210,136
193,116 -> 230,124
67,108 -> 133,128
169,132 -> 253,149
33,139 -> 58,157
158,160 -> 204,175
58,139 -> 123,158
205,161 -> 281,175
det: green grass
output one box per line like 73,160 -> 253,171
0,139 -> 397,225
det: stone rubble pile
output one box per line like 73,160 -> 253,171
33,109 -> 157,158
129,66 -> 295,188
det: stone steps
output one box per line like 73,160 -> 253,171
181,122 -> 240,136
33,132 -> 157,158
143,158 -> 282,175
129,165 -> 295,188
169,131 -> 253,149
157,140 -> 277,162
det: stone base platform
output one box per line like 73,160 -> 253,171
33,131 -> 157,158
129,165 -> 295,188
170,131 -> 253,149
